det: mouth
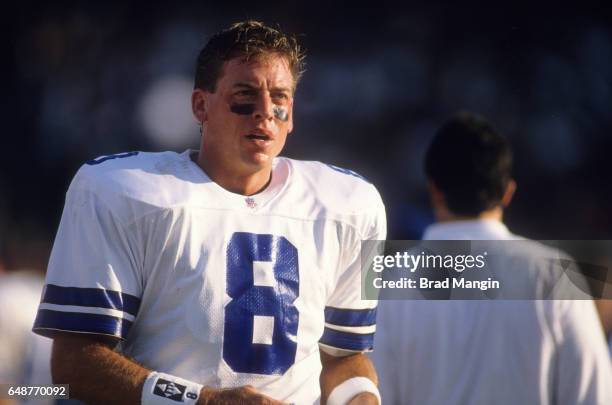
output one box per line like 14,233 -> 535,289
245,133 -> 271,141
244,132 -> 274,149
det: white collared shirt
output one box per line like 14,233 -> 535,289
373,219 -> 612,405
422,218 -> 514,240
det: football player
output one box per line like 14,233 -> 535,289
33,21 -> 386,405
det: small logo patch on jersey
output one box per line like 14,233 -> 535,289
245,197 -> 257,209
154,378 -> 186,402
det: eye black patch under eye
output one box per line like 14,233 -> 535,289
273,106 -> 289,122
230,104 -> 255,115
229,103 -> 288,121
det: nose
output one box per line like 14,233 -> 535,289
252,92 -> 274,121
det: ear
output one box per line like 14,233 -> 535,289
427,180 -> 445,208
501,179 -> 516,208
191,89 -> 208,124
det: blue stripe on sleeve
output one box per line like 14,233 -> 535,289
42,284 -> 141,317
33,309 -> 133,339
324,306 -> 377,327
319,327 -> 375,352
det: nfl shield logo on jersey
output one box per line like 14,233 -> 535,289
245,197 -> 257,209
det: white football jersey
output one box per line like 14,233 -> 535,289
33,150 -> 386,404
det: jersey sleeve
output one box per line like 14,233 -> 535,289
32,177 -> 143,341
319,196 -> 387,355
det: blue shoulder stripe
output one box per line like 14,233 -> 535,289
319,327 -> 374,352
324,307 -> 377,327
42,284 -> 141,317
326,164 -> 370,183
33,309 -> 132,339
86,151 -> 139,165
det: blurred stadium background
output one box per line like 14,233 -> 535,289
1,1 -> 611,398
3,2 -> 612,266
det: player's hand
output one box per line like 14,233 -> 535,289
346,392 -> 379,405
198,385 -> 288,405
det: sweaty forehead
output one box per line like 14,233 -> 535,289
219,55 -> 294,89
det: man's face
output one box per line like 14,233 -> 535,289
193,53 -> 295,177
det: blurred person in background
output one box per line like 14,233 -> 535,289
372,112 -> 612,404
0,229 -> 53,405
31,20 -> 385,405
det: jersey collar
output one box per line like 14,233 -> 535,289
422,219 -> 513,240
181,149 -> 290,211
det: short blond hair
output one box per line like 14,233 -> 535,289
194,20 -> 306,92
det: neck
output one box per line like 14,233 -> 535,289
194,151 -> 272,196
435,206 -> 503,223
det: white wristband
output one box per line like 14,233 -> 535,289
327,377 -> 381,405
142,371 -> 204,405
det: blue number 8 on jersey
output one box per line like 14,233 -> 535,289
223,232 -> 300,375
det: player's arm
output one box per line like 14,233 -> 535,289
318,285 -> 381,405
51,332 -> 148,405
320,352 -> 379,405
51,332 -> 286,405
318,186 -> 386,405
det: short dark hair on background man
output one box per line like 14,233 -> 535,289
194,20 -> 306,92
425,112 -> 513,216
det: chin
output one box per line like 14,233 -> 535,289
246,152 -> 274,167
